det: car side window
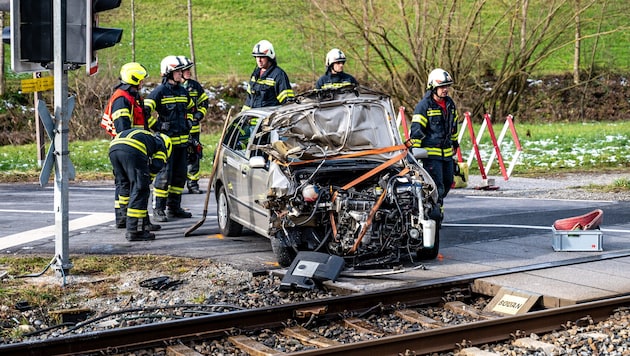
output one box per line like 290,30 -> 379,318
250,130 -> 270,159
223,115 -> 253,152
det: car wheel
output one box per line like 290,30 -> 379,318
271,233 -> 296,267
416,227 -> 440,260
217,185 -> 243,237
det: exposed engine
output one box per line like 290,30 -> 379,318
266,163 -> 441,268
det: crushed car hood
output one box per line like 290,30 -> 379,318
257,89 -> 402,163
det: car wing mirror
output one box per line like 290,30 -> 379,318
412,148 -> 428,159
249,156 -> 266,168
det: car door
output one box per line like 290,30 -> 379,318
245,124 -> 272,235
220,114 -> 254,220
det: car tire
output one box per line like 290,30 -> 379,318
217,185 -> 243,237
271,233 -> 296,267
416,228 -> 440,260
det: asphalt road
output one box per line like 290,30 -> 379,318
1,178 -> 629,271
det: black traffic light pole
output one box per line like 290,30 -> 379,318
52,0 -> 73,276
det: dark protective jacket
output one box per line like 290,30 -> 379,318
144,80 -> 194,146
315,71 -> 358,90
109,129 -> 168,175
182,78 -> 209,135
243,63 -> 294,110
410,90 -> 460,160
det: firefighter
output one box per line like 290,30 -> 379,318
242,40 -> 295,110
145,55 -> 195,222
101,62 -> 160,232
109,129 -> 172,241
315,48 -> 358,90
409,68 -> 460,211
177,56 -> 209,194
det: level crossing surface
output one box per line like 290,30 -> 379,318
1,177 -> 629,305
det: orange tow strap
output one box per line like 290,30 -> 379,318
280,144 -> 408,167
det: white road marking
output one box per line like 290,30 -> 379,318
444,223 -> 630,234
0,213 -> 113,250
463,195 -> 615,203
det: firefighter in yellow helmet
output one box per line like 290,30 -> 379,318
409,68 -> 460,217
242,40 -> 295,110
101,62 -> 162,232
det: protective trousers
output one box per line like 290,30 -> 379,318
421,157 -> 454,206
187,131 -> 201,190
109,149 -> 152,233
153,144 -> 188,210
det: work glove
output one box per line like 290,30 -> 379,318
453,157 -> 466,182
193,111 -> 204,121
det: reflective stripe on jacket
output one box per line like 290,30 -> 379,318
144,81 -> 194,146
243,64 -> 294,110
410,90 -> 459,160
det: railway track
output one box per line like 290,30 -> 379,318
1,254 -> 629,355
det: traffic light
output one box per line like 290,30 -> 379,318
6,0 -> 53,72
85,0 -> 123,75
3,0 -> 122,74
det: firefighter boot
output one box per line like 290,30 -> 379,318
153,197 -> 168,222
167,195 -> 192,218
187,180 -> 203,194
145,216 -> 161,231
115,206 -> 127,229
125,217 -> 155,241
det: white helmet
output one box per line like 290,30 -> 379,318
252,40 -> 276,60
427,68 -> 454,90
160,55 -> 185,76
325,48 -> 347,67
177,55 -> 193,70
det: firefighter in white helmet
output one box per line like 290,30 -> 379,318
144,55 -> 195,222
243,40 -> 295,110
409,68 -> 460,218
315,48 -> 358,90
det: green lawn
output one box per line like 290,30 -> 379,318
1,121 -> 629,183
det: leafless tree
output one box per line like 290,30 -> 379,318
0,11 -> 5,96
301,0 -> 623,122
187,0 -> 197,80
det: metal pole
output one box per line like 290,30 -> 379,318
53,0 -> 72,276
34,72 -> 46,167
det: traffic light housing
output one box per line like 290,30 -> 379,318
85,0 -> 123,75
4,0 -> 122,74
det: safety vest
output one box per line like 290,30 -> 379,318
101,89 -> 145,137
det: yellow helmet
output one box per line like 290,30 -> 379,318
120,62 -> 148,86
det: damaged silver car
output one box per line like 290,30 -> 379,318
213,87 -> 442,268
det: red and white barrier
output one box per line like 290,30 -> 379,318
459,112 -> 522,188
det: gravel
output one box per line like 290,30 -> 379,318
1,171 -> 628,347
452,172 -> 630,201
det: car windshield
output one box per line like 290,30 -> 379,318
259,90 -> 400,162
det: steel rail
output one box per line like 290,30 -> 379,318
286,295 -> 630,355
1,251 -> 629,356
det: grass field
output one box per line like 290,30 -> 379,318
1,121 -> 629,183
5,0 -> 629,85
